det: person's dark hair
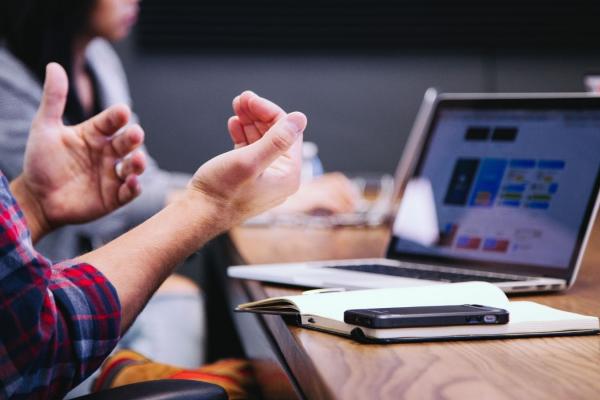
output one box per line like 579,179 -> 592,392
1,0 -> 96,123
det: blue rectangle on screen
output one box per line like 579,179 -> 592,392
504,184 -> 526,192
444,159 -> 480,206
527,202 -> 550,209
538,160 -> 565,170
500,200 -> 521,207
469,159 -> 508,207
509,159 -> 536,168
549,183 -> 559,193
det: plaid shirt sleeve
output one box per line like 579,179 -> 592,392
0,172 -> 122,399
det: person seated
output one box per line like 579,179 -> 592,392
0,62 -> 308,399
0,1 -> 356,378
0,0 -> 203,374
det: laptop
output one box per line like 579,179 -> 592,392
228,92 -> 600,293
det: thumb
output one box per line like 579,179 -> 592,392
36,63 -> 68,123
246,112 -> 307,171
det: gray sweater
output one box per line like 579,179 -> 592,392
0,39 -> 190,261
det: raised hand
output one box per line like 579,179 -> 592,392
189,111 -> 307,225
77,96 -> 306,330
12,63 -> 146,241
228,92 -> 359,215
227,91 -> 286,148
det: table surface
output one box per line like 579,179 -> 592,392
229,222 -> 600,400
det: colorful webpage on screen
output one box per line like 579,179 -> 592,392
393,109 -> 600,269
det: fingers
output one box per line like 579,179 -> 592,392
230,91 -> 287,146
78,104 -> 131,144
115,152 -> 145,205
289,173 -> 359,214
246,112 -> 307,172
247,93 -> 285,123
117,174 -> 142,205
111,124 -> 145,157
241,119 -> 262,144
229,91 -> 262,144
227,116 -> 248,148
115,150 -> 146,179
36,63 -> 69,123
234,91 -> 285,124
232,94 -> 260,142
232,91 -> 256,124
322,173 -> 361,210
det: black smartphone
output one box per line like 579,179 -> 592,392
344,304 -> 509,329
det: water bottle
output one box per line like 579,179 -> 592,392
301,141 -> 324,182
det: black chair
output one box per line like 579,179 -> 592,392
72,379 -> 227,400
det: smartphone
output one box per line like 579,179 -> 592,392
344,304 -> 509,329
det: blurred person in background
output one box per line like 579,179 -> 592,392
0,0 -> 358,258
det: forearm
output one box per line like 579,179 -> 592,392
76,191 -> 228,329
9,175 -> 51,243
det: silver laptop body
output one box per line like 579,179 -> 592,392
229,92 -> 600,293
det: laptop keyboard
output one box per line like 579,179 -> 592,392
328,264 -> 523,283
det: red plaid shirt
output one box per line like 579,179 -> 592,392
0,172 -> 121,399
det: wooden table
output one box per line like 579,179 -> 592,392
226,223 -> 600,400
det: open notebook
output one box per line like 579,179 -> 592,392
236,282 -> 599,343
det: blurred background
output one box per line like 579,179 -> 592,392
115,0 -> 600,176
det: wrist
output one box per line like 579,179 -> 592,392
9,175 -> 52,243
172,188 -> 236,236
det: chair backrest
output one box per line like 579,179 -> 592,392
71,379 -> 227,400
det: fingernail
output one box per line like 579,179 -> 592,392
286,112 -> 307,134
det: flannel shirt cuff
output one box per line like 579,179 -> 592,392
50,261 -> 122,383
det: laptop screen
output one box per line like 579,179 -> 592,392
389,97 -> 600,279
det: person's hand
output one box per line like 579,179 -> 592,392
187,109 -> 307,227
227,91 -> 286,148
274,172 -> 360,215
78,95 -> 305,329
11,63 -> 146,242
228,93 -> 359,215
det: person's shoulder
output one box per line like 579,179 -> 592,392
86,38 -> 127,81
0,44 -> 42,103
86,38 -> 133,107
86,38 -> 121,64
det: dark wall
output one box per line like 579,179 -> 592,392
114,37 -> 600,176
